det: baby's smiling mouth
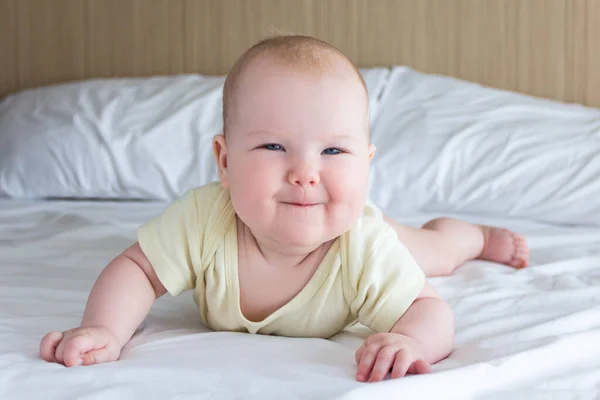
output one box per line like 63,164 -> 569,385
282,201 -> 321,207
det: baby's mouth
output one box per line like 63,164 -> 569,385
282,202 -> 320,207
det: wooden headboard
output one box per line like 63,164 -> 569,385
2,0 -> 599,108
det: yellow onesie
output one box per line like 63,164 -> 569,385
137,182 -> 425,338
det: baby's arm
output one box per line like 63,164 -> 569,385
355,282 -> 454,382
40,242 -> 166,367
389,281 -> 454,362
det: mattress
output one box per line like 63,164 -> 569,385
1,198 -> 600,399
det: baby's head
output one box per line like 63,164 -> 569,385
213,35 -> 375,250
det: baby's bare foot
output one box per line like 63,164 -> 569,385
479,226 -> 529,269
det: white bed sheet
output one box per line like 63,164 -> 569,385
1,198 -> 600,400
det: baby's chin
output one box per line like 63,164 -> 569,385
271,226 -> 344,250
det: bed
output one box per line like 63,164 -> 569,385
2,1 -> 600,399
2,197 -> 600,399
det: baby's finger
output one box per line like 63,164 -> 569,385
40,331 -> 64,363
355,343 -> 381,382
369,347 -> 398,382
63,334 -> 95,367
80,347 -> 117,366
390,350 -> 412,379
354,343 -> 365,365
407,359 -> 432,375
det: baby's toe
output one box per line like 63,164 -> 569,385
510,233 -> 529,268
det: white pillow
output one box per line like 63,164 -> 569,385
0,68 -> 391,200
0,75 -> 224,200
0,68 -> 389,200
369,67 -> 600,225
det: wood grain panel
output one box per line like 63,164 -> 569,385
517,0 -> 567,102
184,0 -> 228,75
87,0 -> 184,77
1,0 -> 599,109
184,0 -> 318,75
566,0 -> 587,105
312,0 -> 355,60
16,0 -> 86,89
0,0 -> 18,96
587,0 -> 600,107
457,0 -> 519,91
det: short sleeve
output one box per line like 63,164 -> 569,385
137,183 -> 223,296
350,226 -> 426,333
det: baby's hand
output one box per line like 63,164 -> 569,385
355,332 -> 432,382
40,326 -> 123,367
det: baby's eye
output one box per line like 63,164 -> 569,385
322,147 -> 343,155
262,144 -> 283,151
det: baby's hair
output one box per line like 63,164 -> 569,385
222,33 -> 368,134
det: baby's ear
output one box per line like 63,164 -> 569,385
212,134 -> 230,188
368,144 -> 376,161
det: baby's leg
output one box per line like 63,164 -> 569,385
384,216 -> 529,277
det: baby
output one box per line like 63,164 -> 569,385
40,35 -> 529,383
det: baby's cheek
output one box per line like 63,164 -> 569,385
327,192 -> 367,235
328,167 -> 369,221
231,183 -> 262,214
328,164 -> 369,199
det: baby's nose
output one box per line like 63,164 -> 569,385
288,162 -> 320,187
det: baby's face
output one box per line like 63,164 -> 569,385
218,57 -> 374,249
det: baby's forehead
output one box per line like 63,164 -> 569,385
230,77 -> 369,141
231,56 -> 369,122
238,59 -> 367,114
